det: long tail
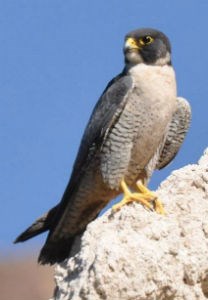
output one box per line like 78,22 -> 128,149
38,236 -> 76,265
14,205 -> 59,243
14,204 -> 76,265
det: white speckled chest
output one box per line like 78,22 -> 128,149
101,63 -> 177,189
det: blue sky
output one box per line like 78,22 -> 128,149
1,0 -> 208,256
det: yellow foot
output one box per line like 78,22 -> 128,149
136,182 -> 166,214
112,180 -> 166,215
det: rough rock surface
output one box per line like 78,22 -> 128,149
52,149 -> 208,300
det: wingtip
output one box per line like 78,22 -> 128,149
13,228 -> 36,244
13,237 -> 19,244
13,233 -> 26,244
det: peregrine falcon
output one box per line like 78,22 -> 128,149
15,28 -> 191,265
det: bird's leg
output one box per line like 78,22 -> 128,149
112,179 -> 152,212
136,181 -> 166,214
112,179 -> 165,214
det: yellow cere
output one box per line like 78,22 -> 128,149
125,37 -> 140,49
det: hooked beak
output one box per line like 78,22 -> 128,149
124,37 -> 140,53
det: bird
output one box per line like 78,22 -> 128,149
14,28 -> 191,265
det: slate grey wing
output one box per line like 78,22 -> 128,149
156,97 -> 191,170
51,72 -> 133,221
15,72 -> 133,264
68,72 -> 132,187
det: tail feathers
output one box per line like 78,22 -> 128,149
14,205 -> 59,243
38,236 -> 75,265
15,203 -> 77,265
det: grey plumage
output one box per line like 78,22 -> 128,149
15,28 -> 191,264
157,97 -> 191,169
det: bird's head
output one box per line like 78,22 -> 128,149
124,28 -> 171,67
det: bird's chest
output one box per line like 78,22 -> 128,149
129,64 -> 177,118
127,64 -> 177,170
100,64 -> 177,189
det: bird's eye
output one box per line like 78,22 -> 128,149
139,36 -> 154,45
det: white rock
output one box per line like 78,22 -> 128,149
52,149 -> 208,300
